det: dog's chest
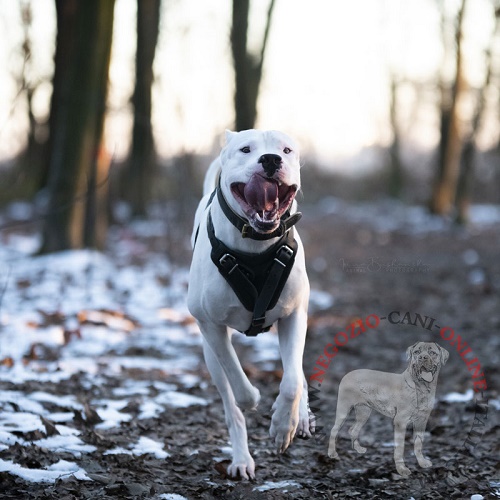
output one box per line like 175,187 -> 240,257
198,263 -> 301,332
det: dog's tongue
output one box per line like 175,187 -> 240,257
244,175 -> 278,212
421,370 -> 434,383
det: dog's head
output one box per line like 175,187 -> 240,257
219,129 -> 301,234
406,342 -> 449,384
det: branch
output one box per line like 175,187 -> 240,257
257,0 -> 277,78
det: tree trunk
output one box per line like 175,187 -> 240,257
388,76 -> 403,198
430,0 -> 468,216
455,5 -> 500,223
41,0 -> 114,252
231,0 -> 276,131
14,1 -> 47,198
124,0 -> 161,216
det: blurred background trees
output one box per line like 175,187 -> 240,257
122,0 -> 161,216
0,0 -> 499,252
231,0 -> 276,131
41,0 -> 115,252
430,0 -> 500,220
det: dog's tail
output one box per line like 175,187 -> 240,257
203,157 -> 221,196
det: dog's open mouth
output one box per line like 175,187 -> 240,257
419,364 -> 436,383
231,174 -> 298,232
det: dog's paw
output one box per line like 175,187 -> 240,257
270,392 -> 303,453
327,448 -> 339,459
295,397 -> 315,439
396,463 -> 411,477
353,441 -> 366,454
295,409 -> 314,439
236,386 -> 260,411
417,457 -> 432,469
270,412 -> 298,453
270,425 -> 295,454
227,459 -> 255,480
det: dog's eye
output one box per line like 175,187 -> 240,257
240,146 -> 251,154
283,147 -> 292,154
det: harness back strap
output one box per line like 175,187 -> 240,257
207,212 -> 298,336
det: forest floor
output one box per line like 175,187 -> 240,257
0,197 -> 498,499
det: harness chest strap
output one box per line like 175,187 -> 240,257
206,211 -> 298,336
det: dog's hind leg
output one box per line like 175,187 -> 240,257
349,404 -> 371,454
328,386 -> 357,459
327,404 -> 352,459
199,322 -> 260,410
202,338 -> 255,479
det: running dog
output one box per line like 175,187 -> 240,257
188,129 -> 313,479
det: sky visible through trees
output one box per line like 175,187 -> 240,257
0,0 -> 497,168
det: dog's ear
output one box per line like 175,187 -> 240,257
406,343 -> 419,360
225,129 -> 237,144
437,344 -> 449,365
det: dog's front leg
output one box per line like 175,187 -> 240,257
393,414 -> 411,476
270,309 -> 308,453
199,321 -> 260,410
413,416 -> 432,469
202,339 -> 255,479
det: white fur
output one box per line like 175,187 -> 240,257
187,129 -> 313,479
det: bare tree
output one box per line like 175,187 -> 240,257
455,3 -> 500,223
41,0 -> 115,252
123,0 -> 161,216
231,0 -> 276,131
387,75 -> 403,198
430,0 -> 468,216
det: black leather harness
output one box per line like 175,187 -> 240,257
195,184 -> 302,336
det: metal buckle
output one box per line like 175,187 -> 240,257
241,224 -> 250,238
280,245 -> 294,258
274,245 -> 294,267
219,254 -> 238,274
252,316 -> 266,326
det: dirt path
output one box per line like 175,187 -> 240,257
0,200 -> 498,499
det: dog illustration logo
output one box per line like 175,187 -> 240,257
328,342 -> 449,476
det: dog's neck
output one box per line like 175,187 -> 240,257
403,368 -> 439,394
214,181 -> 302,244
209,199 -> 284,254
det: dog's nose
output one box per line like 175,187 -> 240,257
258,154 -> 282,177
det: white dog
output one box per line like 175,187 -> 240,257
187,129 -> 313,479
328,342 -> 449,476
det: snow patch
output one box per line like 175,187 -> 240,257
442,389 -> 474,403
0,458 -> 91,483
253,480 -> 302,492
104,436 -> 169,459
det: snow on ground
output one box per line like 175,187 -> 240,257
0,458 -> 91,483
0,225 -> 213,484
0,205 -> 496,489
0,220 -> 333,485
